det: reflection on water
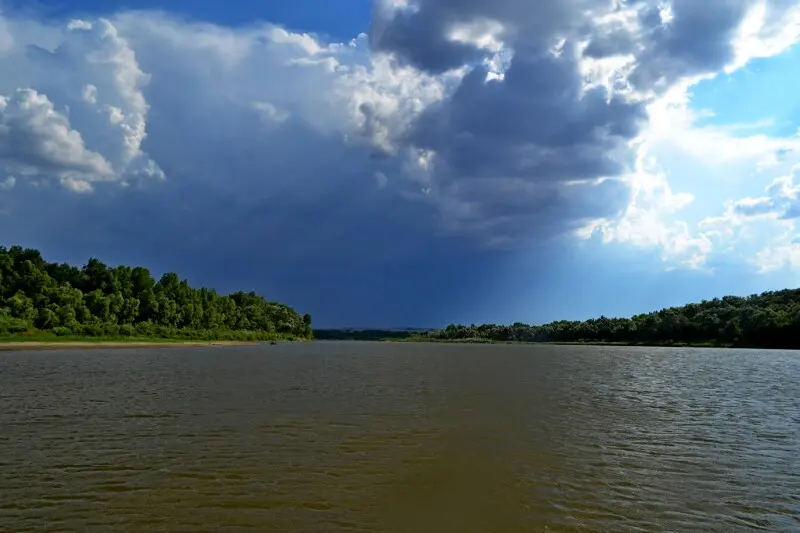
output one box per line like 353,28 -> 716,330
1,342 -> 798,532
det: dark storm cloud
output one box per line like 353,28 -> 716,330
368,6 -> 483,73
373,3 -> 652,240
660,0 -> 750,66
370,0 -> 601,72
628,0 -> 753,87
429,176 -> 631,244
410,49 -> 647,181
583,30 -> 637,59
372,0 -> 782,80
369,0 -> 797,244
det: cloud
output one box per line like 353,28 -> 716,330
371,1 -> 800,83
695,164 -> 800,273
580,73 -> 800,270
701,164 -> 800,229
0,16 -> 163,190
0,88 -> 113,187
370,1 -> 649,243
733,165 -> 800,219
4,3 -> 797,247
14,6 -> 635,250
729,0 -> 800,70
581,147 -> 712,269
754,241 -> 800,272
367,0 -> 800,246
1,1 -> 799,324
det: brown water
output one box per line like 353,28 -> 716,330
1,342 -> 798,532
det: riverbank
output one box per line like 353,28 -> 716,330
387,337 -> 730,348
0,338 -> 268,351
313,330 -> 728,347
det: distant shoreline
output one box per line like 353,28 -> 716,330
316,336 -> 740,348
403,338 -> 728,348
0,340 -> 264,351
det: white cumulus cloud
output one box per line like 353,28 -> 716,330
0,88 -> 113,191
0,15 -> 163,190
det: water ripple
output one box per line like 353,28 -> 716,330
1,343 -> 798,532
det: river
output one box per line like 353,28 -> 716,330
1,342 -> 798,532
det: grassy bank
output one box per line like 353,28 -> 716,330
0,330 -> 308,350
0,339 -> 262,351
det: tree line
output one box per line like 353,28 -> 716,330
421,289 -> 800,349
0,246 -> 312,340
314,329 -> 420,341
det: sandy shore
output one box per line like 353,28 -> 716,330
0,341 -> 260,351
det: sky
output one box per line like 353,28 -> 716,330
1,0 -> 800,328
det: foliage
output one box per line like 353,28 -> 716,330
420,290 -> 800,349
314,329 -> 419,341
0,246 -> 312,340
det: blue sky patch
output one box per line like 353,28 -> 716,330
688,44 -> 800,137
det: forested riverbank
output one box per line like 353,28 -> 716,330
417,289 -> 800,349
320,289 -> 800,350
6,244 -> 800,350
0,246 -> 312,343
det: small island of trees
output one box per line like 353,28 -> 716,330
0,246 -> 312,342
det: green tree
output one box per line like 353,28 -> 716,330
0,245 -> 312,341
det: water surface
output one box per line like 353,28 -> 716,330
1,342 -> 798,532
